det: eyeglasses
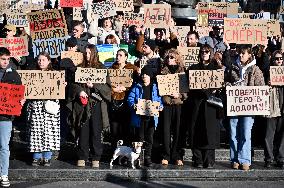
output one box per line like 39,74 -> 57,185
275,57 -> 283,61
201,50 -> 210,54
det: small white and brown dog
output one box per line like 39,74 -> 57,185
110,140 -> 143,169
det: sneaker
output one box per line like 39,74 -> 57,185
241,164 -> 250,171
231,162 -> 239,170
161,159 -> 168,165
0,175 -> 10,187
92,160 -> 100,168
77,160 -> 85,167
43,159 -> 51,167
32,158 -> 41,166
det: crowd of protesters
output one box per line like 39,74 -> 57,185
0,1 -> 284,187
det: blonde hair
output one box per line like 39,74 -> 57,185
164,48 -> 184,67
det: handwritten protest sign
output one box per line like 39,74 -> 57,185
124,12 -> 144,26
267,20 -> 281,37
238,12 -> 270,20
224,18 -> 267,45
91,1 -> 116,19
171,26 -> 190,47
195,26 -> 212,38
226,86 -> 270,116
157,73 -> 189,96
0,0 -> 8,12
114,0 -> 134,11
0,37 -> 29,57
60,0 -> 83,7
61,51 -> 84,66
27,9 -> 68,41
136,99 -> 161,117
6,9 -> 28,27
75,68 -> 107,84
73,7 -> 83,21
177,47 -> 200,68
197,2 -> 209,26
189,69 -> 224,89
227,2 -> 239,18
108,69 -> 133,87
0,83 -> 25,116
270,66 -> 284,86
280,6 -> 284,14
33,37 -> 68,58
144,4 -> 171,28
17,70 -> 65,99
208,2 -> 227,26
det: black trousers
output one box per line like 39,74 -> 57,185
264,117 -> 284,163
77,102 -> 103,161
192,148 -> 215,166
110,104 -> 130,147
161,105 -> 182,161
135,118 -> 155,158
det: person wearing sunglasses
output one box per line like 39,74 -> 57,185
160,49 -> 188,166
264,50 -> 284,169
228,45 -> 265,171
185,44 -> 220,168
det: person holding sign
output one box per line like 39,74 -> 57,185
0,47 -> 24,187
160,49 -> 188,166
228,45 -> 265,171
186,44 -> 220,169
264,50 -> 284,168
67,44 -> 111,168
127,67 -> 163,167
26,52 -> 61,167
110,49 -> 139,149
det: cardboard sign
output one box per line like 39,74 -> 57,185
195,26 -> 212,38
60,0 -> 83,7
0,83 -> 25,116
27,9 -> 68,41
177,47 -> 200,68
115,0 -> 134,12
157,73 -> 189,96
238,12 -> 270,20
197,2 -> 209,26
73,7 -> 83,21
75,68 -> 107,84
267,20 -> 281,37
227,2 -> 239,18
224,18 -> 267,45
270,66 -> 284,86
17,70 -> 65,99
108,69 -> 133,87
136,99 -> 161,117
208,2 -> 227,26
189,69 -> 224,89
144,4 -> 171,28
91,1 -> 116,19
0,0 -> 8,11
6,9 -> 28,27
124,12 -> 144,26
171,26 -> 190,47
0,37 -> 29,57
61,51 -> 84,66
226,86 -> 270,116
280,6 -> 284,14
33,37 -> 68,58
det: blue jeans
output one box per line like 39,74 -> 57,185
33,151 -> 52,160
229,116 -> 254,165
0,121 -> 12,176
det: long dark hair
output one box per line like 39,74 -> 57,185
83,44 -> 102,68
37,51 -> 53,70
271,50 -> 284,66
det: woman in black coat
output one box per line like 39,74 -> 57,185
186,44 -> 220,168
